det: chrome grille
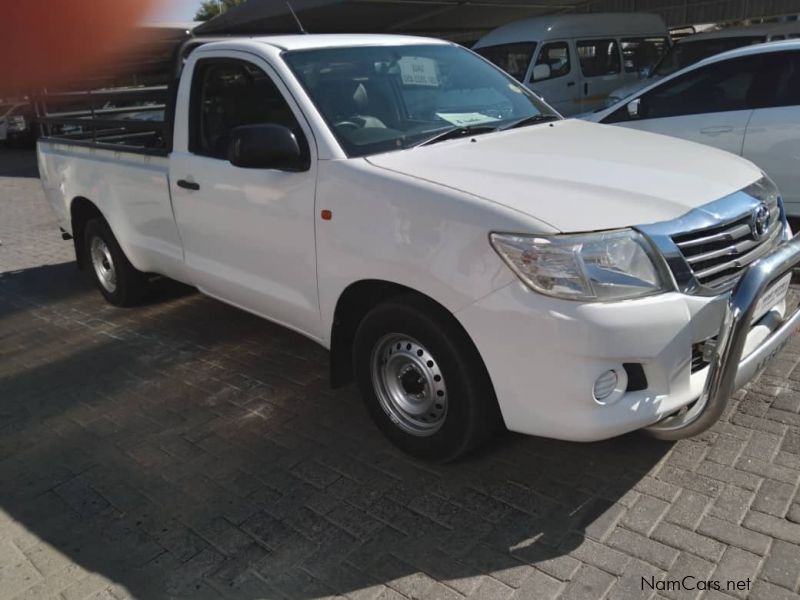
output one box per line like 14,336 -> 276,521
670,203 -> 782,291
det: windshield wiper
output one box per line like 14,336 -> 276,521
498,114 -> 561,131
413,124 -> 498,147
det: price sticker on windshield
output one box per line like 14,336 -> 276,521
399,57 -> 439,87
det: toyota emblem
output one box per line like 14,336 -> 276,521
752,203 -> 771,241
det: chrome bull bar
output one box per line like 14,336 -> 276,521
647,234 -> 800,439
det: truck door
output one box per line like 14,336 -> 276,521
527,41 -> 579,115
575,38 -> 624,112
169,53 -> 321,338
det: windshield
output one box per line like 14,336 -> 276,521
652,35 -> 766,77
284,44 -> 557,158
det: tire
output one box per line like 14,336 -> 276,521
353,293 -> 501,462
84,218 -> 148,307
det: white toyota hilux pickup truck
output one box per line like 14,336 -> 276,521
38,34 -> 800,461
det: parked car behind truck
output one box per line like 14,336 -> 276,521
473,13 -> 669,115
587,41 -> 800,217
0,101 -> 36,146
38,34 -> 800,460
606,20 -> 800,105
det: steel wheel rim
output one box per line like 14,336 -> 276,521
90,236 -> 117,293
370,334 -> 448,437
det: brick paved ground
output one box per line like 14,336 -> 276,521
1,146 -> 800,600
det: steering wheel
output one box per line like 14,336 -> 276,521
334,120 -> 361,132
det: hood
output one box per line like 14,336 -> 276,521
366,119 -> 761,232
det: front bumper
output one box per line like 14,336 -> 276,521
646,234 -> 800,438
455,236 -> 800,442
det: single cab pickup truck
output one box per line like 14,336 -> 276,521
38,34 -> 800,460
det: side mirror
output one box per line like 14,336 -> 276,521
626,98 -> 641,118
227,124 -> 309,171
638,67 -> 651,79
532,64 -> 551,81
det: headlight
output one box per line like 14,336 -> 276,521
744,175 -> 780,206
490,229 -> 669,301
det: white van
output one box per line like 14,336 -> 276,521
607,20 -> 800,105
473,13 -> 669,115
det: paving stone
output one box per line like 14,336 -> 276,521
466,576 -> 514,600
560,564 -> 615,600
735,456 -> 800,485
759,539 -> 800,591
659,552 -> 714,600
695,462 -> 762,491
650,523 -> 725,561
607,529 -> 679,571
708,485 -> 755,524
664,491 -> 712,531
750,580 -> 798,600
752,479 -> 796,517
705,435 -> 745,466
743,511 -> 800,544
0,541 -> 42,599
622,495 -> 671,536
608,558 -> 663,600
697,516 -> 771,556
563,535 -> 630,576
710,546 -> 761,600
510,568 -> 562,600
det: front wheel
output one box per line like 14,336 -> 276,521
353,294 -> 501,461
84,218 -> 148,307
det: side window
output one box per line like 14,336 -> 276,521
474,43 -> 536,81
189,58 -> 301,159
604,55 -> 765,123
767,51 -> 800,108
532,42 -> 571,80
576,39 -> 621,77
620,37 -> 669,72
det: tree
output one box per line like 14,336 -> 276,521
194,0 -> 246,22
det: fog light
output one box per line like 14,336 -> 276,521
593,370 -> 618,401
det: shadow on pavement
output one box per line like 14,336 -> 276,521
0,147 -> 39,178
0,263 -> 672,599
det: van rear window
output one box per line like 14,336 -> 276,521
474,42 -> 537,81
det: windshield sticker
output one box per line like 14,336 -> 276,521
398,56 -> 440,87
435,112 -> 500,127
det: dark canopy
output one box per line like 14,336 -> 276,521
194,0 -> 800,40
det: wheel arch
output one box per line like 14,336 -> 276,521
328,279 -> 491,392
70,196 -> 105,269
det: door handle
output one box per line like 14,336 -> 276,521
567,81 -> 576,87
584,82 -> 589,95
700,126 -> 734,136
177,179 -> 200,191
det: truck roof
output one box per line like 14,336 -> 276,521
205,33 -> 450,53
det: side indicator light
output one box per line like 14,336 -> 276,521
321,210 -> 332,221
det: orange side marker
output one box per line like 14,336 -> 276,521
321,210 -> 332,221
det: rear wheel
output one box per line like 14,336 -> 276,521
353,294 -> 501,461
84,218 -> 147,306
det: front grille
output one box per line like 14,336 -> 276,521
671,203 -> 782,291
